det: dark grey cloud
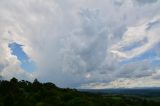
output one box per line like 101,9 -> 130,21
0,64 -> 5,71
116,60 -> 156,78
135,0 -> 158,5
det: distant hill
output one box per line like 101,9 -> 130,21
1,78 -> 160,106
79,87 -> 160,97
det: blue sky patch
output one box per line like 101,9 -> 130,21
120,47 -> 158,65
9,42 -> 36,72
122,37 -> 148,51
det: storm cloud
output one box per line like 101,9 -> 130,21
0,0 -> 160,88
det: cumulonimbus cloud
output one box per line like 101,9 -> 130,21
0,0 -> 160,88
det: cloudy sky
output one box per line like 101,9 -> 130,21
0,0 -> 160,89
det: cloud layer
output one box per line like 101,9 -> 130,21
0,0 -> 160,88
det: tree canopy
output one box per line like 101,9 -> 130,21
0,78 -> 160,106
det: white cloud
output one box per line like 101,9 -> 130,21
111,17 -> 160,59
0,34 -> 33,80
0,0 -> 160,88
81,76 -> 160,89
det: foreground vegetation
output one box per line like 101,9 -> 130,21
1,78 -> 160,106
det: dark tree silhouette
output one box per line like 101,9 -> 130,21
0,77 -> 160,106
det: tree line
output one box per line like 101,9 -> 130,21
0,78 -> 160,106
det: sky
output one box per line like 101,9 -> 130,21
0,0 -> 160,89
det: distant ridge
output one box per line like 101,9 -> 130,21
79,87 -> 160,97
